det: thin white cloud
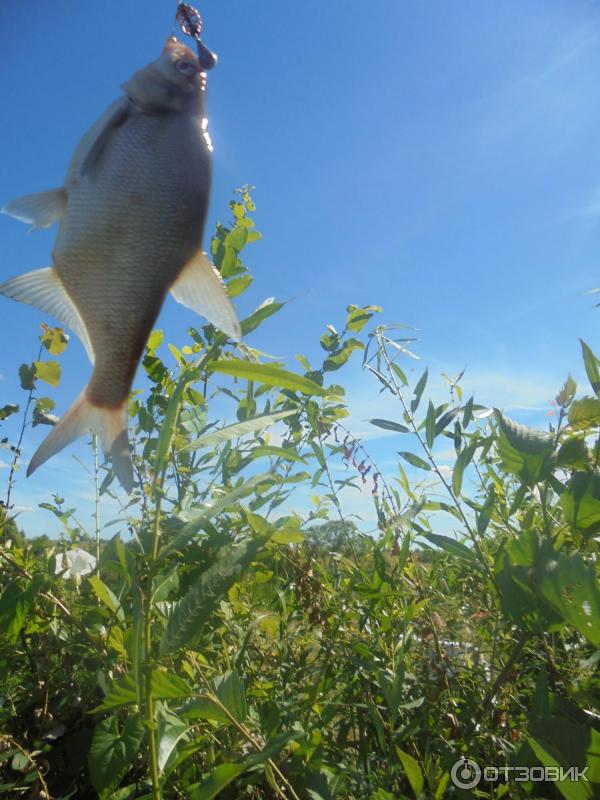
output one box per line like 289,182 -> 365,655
342,363 -> 563,443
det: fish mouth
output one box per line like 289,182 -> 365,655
196,39 -> 217,71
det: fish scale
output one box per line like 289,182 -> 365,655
57,110 -> 211,408
1,38 -> 241,491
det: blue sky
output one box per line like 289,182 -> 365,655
2,1 -> 600,536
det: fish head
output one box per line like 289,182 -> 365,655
122,38 -> 213,115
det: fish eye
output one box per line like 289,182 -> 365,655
175,59 -> 197,76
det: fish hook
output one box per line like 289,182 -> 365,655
176,2 -> 217,71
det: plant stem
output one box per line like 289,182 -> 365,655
143,475 -> 164,800
374,330 -> 499,594
486,631 -> 530,705
3,346 -> 43,542
142,372 -> 189,800
93,433 -> 101,573
192,659 -> 301,800
316,429 -> 360,565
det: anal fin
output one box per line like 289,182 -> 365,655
0,267 -> 95,363
2,188 -> 66,230
170,251 -> 241,341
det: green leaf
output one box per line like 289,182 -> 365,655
462,396 -> 474,427
527,732 -> 595,800
155,373 -> 188,474
88,575 -> 124,621
452,440 -> 478,497
568,397 -> 600,430
163,473 -> 272,555
10,752 -> 30,772
92,672 -> 191,712
88,715 -> 144,798
556,374 -> 577,408
323,338 -> 364,372
160,535 -> 272,654
19,362 -> 36,390
187,730 -> 299,800
0,576 -> 45,642
422,533 -> 479,564
494,531 -> 564,633
179,696 -> 231,725
250,444 -> 305,463
435,407 -> 460,436
225,225 -> 248,252
32,396 -> 56,427
241,299 -> 284,335
180,410 -> 296,452
157,710 -> 190,774
33,360 -> 61,387
91,677 -> 138,713
536,543 -> 600,646
411,369 -> 428,414
271,529 -> 305,544
210,359 -> 325,395
476,485 -> 495,536
580,339 -> 600,397
188,763 -> 245,800
556,438 -> 589,469
398,451 -> 431,471
224,275 -> 251,300
425,401 -> 436,448
494,410 -> 555,484
391,362 -> 408,386
396,748 -> 424,795
151,671 -> 193,700
0,403 -> 19,421
370,418 -> 410,434
213,670 -> 247,723
146,329 -> 164,353
40,326 -> 68,355
345,304 -> 381,332
560,472 -> 600,531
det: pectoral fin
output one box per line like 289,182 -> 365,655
0,267 -> 95,363
170,251 -> 242,341
1,188 -> 66,230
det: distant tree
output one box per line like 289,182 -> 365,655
0,508 -> 25,547
305,519 -> 366,555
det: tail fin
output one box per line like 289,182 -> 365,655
27,392 -> 134,493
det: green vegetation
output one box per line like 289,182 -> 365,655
0,191 -> 598,799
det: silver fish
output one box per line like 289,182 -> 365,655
1,38 -> 241,492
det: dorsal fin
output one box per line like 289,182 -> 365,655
80,97 -> 132,176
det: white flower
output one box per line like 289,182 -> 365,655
54,548 -> 97,579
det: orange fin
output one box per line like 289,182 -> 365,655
28,392 -> 133,493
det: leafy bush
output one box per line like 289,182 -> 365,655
0,191 -> 598,799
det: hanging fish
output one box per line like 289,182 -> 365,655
0,28 -> 239,492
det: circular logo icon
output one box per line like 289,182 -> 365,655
451,758 -> 482,789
